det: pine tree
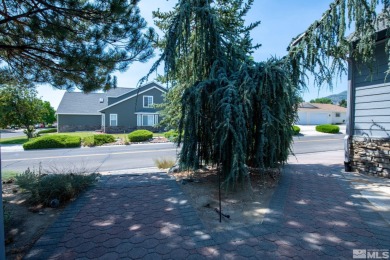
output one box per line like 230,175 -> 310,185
0,0 -> 155,92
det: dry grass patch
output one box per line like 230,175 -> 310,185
154,157 -> 176,169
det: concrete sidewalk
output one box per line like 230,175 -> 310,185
296,124 -> 346,136
26,150 -> 390,259
341,170 -> 390,225
288,150 -> 390,225
0,144 -> 24,152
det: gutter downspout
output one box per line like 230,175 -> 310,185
344,58 -> 355,172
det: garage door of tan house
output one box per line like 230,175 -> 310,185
309,112 -> 331,125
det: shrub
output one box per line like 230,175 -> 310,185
82,134 -> 115,147
93,134 -> 115,146
23,135 -> 81,150
154,157 -> 176,169
164,130 -> 179,142
128,129 -> 153,142
293,125 -> 300,135
315,124 -> 340,134
15,168 -> 99,206
37,128 -> 57,134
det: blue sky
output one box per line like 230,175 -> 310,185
38,0 -> 347,109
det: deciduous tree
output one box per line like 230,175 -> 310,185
0,85 -> 44,138
41,101 -> 56,125
339,99 -> 347,108
310,98 -> 333,104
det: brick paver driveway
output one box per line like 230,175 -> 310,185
27,160 -> 390,259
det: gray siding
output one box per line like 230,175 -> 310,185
353,42 -> 390,138
107,83 -> 164,105
58,114 -> 101,132
102,88 -> 164,131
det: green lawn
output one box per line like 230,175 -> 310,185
0,136 -> 28,145
46,131 -> 96,138
153,132 -> 165,137
0,131 -> 166,145
45,131 -> 163,139
46,131 -> 129,140
1,170 -> 19,181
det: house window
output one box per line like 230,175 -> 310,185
137,114 -> 158,126
335,112 -> 340,117
143,96 -> 153,108
110,114 -> 117,126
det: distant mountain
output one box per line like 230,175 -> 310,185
324,90 -> 347,104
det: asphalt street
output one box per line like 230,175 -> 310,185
1,143 -> 179,173
292,134 -> 344,154
0,129 -> 25,139
1,134 -> 344,173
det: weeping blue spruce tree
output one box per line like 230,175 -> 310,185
150,0 -> 300,188
151,0 -> 390,188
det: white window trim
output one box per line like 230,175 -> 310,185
137,114 -> 158,126
143,96 -> 154,108
110,114 -> 118,126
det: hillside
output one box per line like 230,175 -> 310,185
324,90 -> 347,104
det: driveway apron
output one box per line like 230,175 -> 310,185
26,162 -> 390,259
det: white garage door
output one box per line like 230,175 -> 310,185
309,112 -> 330,125
297,111 -> 308,125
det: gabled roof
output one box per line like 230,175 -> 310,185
99,82 -> 166,112
299,103 -> 347,113
56,81 -> 167,115
57,88 -> 134,115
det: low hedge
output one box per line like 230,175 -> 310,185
37,128 -> 57,134
83,134 -> 115,147
23,135 -> 81,150
164,130 -> 179,142
128,129 -> 153,142
315,124 -> 340,134
293,125 -> 300,135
